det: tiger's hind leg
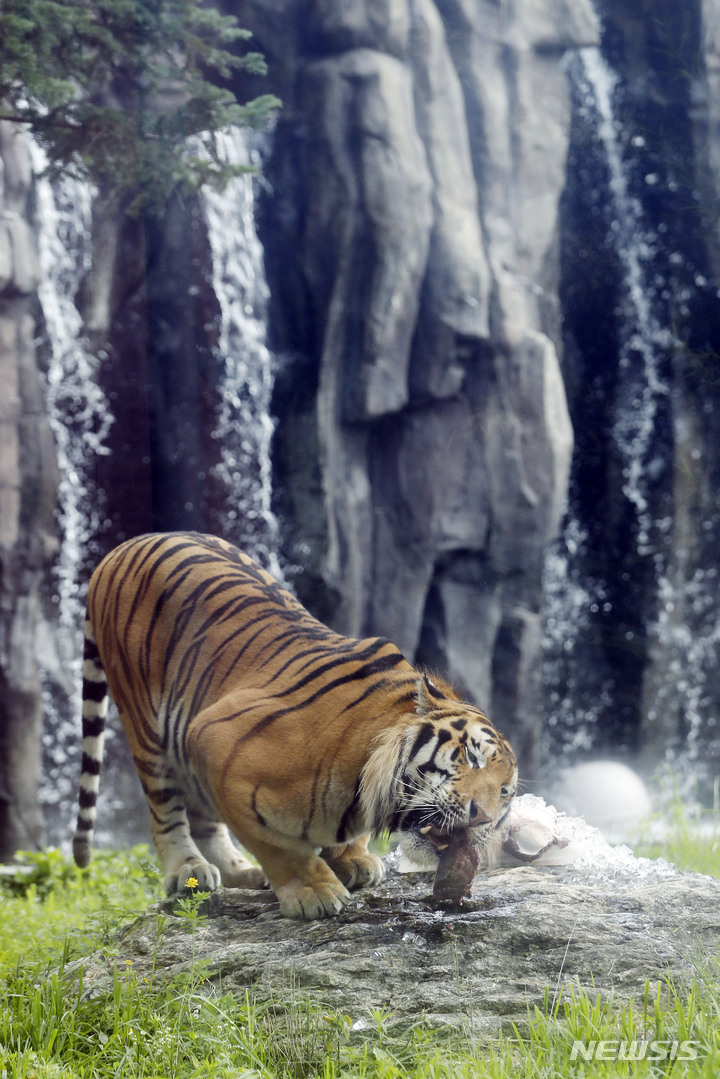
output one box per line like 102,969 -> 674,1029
320,834 -> 385,890
186,812 -> 266,890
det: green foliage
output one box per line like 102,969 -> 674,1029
172,885 -> 210,932
633,789 -> 720,877
0,0 -> 280,212
0,845 -> 162,970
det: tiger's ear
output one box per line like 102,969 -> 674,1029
415,675 -> 444,715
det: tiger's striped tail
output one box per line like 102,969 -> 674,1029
72,618 -> 109,868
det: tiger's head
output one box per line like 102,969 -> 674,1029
360,677 -> 517,867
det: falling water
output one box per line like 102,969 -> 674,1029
542,517 -> 600,757
32,148 -> 112,633
200,128 -> 282,579
577,47 -> 672,549
543,46 -> 675,761
648,569 -> 720,762
34,130 -> 283,844
31,145 -> 115,837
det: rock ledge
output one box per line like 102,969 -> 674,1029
72,858 -> 720,1036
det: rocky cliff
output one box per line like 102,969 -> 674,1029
257,0 -> 595,773
0,122 -> 57,856
2,0 -> 720,852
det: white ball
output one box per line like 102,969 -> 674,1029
551,760 -> 653,839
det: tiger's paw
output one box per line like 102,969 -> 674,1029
164,859 -> 222,897
322,848 -> 385,890
221,864 -> 268,890
276,878 -> 350,920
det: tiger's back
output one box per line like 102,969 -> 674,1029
74,532 -> 517,919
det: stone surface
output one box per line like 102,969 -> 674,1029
260,0 -> 591,775
71,856 -> 720,1036
0,121 -> 58,858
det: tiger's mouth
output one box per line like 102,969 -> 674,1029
400,811 -> 470,850
401,807 -> 500,850
414,822 -> 468,852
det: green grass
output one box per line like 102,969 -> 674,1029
2,811 -> 720,1078
0,845 -> 161,972
633,797 -> 720,878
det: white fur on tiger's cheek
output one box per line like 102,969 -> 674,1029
465,723 -> 501,768
465,745 -> 486,769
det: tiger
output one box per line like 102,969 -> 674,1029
73,532 -> 517,919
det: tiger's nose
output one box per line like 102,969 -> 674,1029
468,801 -> 491,826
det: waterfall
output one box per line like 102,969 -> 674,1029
31,145 -> 115,839
543,45 -> 676,763
649,568 -> 720,763
32,148 -> 112,631
542,517 -> 598,758
33,129 -> 282,845
576,47 -> 672,550
200,128 -> 282,580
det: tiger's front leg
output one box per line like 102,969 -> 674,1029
187,812 -> 267,890
241,834 -> 352,919
186,701 -> 351,918
150,811 -> 223,896
321,834 -> 385,890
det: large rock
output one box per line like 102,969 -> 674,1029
73,855 -> 718,1036
0,121 -> 57,857
262,0 -> 593,775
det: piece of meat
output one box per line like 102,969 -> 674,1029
432,828 -> 480,904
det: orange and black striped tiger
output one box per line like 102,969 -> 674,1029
73,532 -> 517,919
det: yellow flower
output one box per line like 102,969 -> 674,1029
185,876 -> 199,889
125,959 -> 133,966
